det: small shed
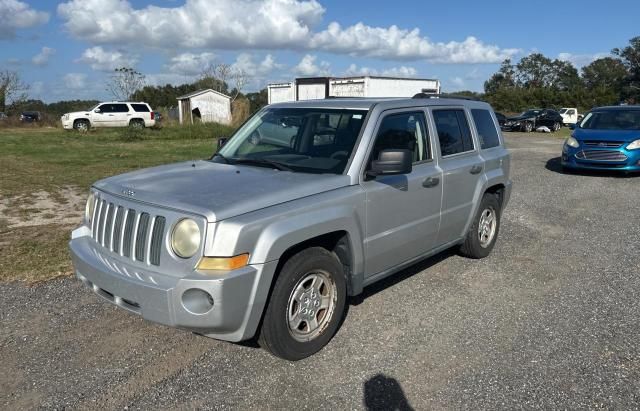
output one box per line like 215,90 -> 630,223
177,89 -> 232,125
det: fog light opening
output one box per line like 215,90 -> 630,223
181,288 -> 214,315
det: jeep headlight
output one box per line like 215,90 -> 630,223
171,219 -> 201,258
565,136 -> 580,148
626,139 -> 640,150
85,192 -> 95,224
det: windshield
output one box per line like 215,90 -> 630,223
520,110 -> 541,117
578,110 -> 640,130
559,109 -> 567,114
214,108 -> 368,174
87,104 -> 100,111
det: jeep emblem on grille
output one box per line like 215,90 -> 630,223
598,142 -> 606,147
122,188 -> 136,197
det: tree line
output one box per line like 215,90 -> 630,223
2,36 -> 638,119
480,36 -> 640,113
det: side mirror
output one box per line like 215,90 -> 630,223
94,108 -> 101,113
367,149 -> 413,179
217,137 -> 228,150
569,123 -> 576,130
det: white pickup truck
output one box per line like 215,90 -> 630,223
559,108 -> 580,125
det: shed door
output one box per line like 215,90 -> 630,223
181,99 -> 192,124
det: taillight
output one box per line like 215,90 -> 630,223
150,112 -> 155,120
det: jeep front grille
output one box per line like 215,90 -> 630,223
90,197 -> 166,266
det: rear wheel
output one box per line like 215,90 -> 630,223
130,119 -> 145,129
258,247 -> 346,361
73,119 -> 90,132
459,193 -> 501,259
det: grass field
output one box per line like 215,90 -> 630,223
0,123 -> 233,282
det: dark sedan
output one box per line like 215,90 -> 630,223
502,109 -> 564,132
20,111 -> 41,122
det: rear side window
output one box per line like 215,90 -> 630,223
112,104 -> 130,113
131,104 -> 150,112
433,109 -> 474,156
471,109 -> 501,149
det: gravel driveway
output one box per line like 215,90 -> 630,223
2,133 -> 639,410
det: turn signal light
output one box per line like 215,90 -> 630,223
197,254 -> 250,272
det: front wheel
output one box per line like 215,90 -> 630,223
459,193 -> 501,259
552,122 -> 561,132
74,119 -> 90,132
522,122 -> 533,133
259,247 -> 346,361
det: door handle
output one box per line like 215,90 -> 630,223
422,177 -> 440,188
470,165 -> 483,174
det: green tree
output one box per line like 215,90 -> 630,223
0,69 -> 29,112
612,36 -> 640,102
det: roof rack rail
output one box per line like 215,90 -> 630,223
412,93 -> 482,101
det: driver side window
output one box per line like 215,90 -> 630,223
370,112 -> 429,165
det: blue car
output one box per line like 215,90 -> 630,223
562,106 -> 640,173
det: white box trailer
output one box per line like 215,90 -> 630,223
267,82 -> 296,105
296,77 -> 331,101
267,76 -> 441,104
329,76 -> 440,98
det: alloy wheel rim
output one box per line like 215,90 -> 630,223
478,207 -> 497,248
286,271 -> 337,342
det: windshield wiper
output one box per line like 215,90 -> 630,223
231,158 -> 293,171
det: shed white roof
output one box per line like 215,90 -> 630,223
177,88 -> 231,100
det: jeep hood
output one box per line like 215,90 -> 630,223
94,160 -> 351,222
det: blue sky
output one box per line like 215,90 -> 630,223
1,0 -> 638,103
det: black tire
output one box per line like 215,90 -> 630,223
522,122 -> 533,133
552,122 -> 561,132
73,119 -> 90,132
130,119 -> 145,129
258,247 -> 347,361
459,193 -> 501,259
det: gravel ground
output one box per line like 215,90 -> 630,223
1,133 -> 639,410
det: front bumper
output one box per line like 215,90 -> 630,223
70,234 -> 278,342
61,118 -> 73,129
562,146 -> 640,172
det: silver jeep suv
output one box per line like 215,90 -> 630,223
70,96 -> 512,360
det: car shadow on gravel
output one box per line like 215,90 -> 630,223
350,249 -> 456,306
545,157 -> 639,178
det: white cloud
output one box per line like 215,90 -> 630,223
0,0 -> 49,39
145,73 -> 197,87
77,46 -> 138,71
310,23 -> 520,63
232,53 -> 282,77
32,47 -> 55,66
166,52 -> 217,75
58,0 -> 323,49
293,54 -> 330,76
63,73 -> 87,90
57,0 -> 518,64
344,64 -> 418,77
450,77 -> 465,88
558,52 -> 609,68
